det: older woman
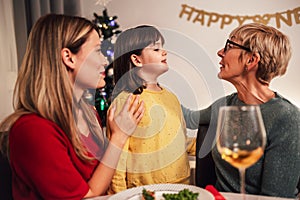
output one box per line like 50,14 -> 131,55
183,23 -> 300,198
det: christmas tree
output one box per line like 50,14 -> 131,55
92,8 -> 121,126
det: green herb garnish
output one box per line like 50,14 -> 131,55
162,188 -> 199,200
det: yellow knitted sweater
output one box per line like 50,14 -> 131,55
107,88 -> 195,194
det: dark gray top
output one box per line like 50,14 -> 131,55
182,92 -> 300,198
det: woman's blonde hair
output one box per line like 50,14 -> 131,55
230,23 -> 292,85
0,14 -> 105,161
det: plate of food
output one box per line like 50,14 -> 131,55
108,183 -> 214,200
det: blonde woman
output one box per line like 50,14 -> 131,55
183,23 -> 300,198
0,14 -> 144,199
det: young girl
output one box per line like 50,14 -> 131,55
0,14 -> 144,199
107,25 -> 195,193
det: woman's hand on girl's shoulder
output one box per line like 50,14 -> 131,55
107,94 -> 144,145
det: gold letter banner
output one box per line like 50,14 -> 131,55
179,4 -> 300,29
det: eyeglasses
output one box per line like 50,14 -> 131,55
224,39 -> 251,53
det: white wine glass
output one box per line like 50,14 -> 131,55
216,106 -> 266,198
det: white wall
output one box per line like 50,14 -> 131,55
82,0 -> 300,109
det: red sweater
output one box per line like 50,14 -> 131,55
9,114 -> 99,200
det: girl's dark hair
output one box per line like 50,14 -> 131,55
112,25 -> 164,99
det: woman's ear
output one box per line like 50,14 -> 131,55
130,54 -> 143,67
246,52 -> 260,70
61,48 -> 76,70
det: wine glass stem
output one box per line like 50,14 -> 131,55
239,168 -> 246,197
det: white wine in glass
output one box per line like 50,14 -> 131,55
216,106 -> 266,196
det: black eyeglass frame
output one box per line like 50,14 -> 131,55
224,39 -> 251,53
